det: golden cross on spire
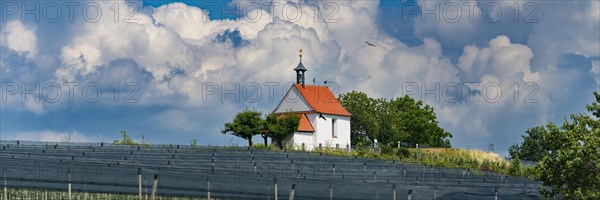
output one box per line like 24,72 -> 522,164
299,48 -> 303,58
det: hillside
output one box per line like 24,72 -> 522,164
1,140 -> 541,200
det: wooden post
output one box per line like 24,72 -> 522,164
363,162 -> 366,171
274,178 -> 278,200
288,183 -> 295,200
151,172 -> 158,200
392,184 -> 396,200
3,173 -> 7,200
68,172 -> 72,200
207,179 -> 211,200
138,168 -> 142,200
332,164 -> 335,175
494,187 -> 498,200
329,184 -> 334,200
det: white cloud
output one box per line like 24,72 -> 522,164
459,35 -> 539,84
0,20 -> 37,56
4,130 -> 98,143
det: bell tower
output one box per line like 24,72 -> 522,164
293,49 -> 307,87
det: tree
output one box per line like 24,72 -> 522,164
338,91 -> 380,145
534,92 -> 600,199
339,91 -> 452,147
508,126 -> 548,161
507,156 -> 522,177
266,113 -> 300,149
389,96 -> 452,147
221,109 -> 263,146
586,91 -> 600,118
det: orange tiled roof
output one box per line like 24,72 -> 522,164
276,113 -> 315,132
297,113 -> 315,132
294,84 -> 352,117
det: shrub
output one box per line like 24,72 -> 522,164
507,157 -> 522,176
380,144 -> 394,156
396,147 -> 410,158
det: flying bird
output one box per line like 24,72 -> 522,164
318,113 -> 326,120
365,41 -> 376,47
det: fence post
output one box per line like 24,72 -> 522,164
392,183 -> 396,200
407,189 -> 412,200
274,178 -> 278,200
68,171 -> 72,200
494,187 -> 498,200
288,183 -> 295,200
138,168 -> 142,200
207,179 -> 210,200
151,172 -> 158,200
332,164 -> 335,175
329,184 -> 333,200
3,173 -> 7,200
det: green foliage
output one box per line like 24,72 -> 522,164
507,157 -> 522,176
251,143 -> 278,150
380,144 -> 394,156
265,113 -> 301,149
339,91 -> 452,147
221,108 -> 263,146
524,92 -> 600,199
338,91 -> 380,145
113,130 -> 138,145
508,126 -> 548,161
537,115 -> 600,199
190,139 -> 198,148
396,147 -> 410,158
585,91 -> 600,118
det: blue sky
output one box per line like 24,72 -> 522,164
1,0 -> 598,156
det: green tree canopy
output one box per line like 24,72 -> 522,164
339,91 -> 452,147
528,92 -> 600,199
221,109 -> 263,146
508,126 -> 548,161
338,91 -> 380,145
266,113 -> 301,149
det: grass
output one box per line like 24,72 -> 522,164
275,145 -> 536,178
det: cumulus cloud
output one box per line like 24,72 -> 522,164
0,20 -> 37,56
1,0 -> 598,155
4,130 -> 98,143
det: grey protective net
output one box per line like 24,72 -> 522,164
0,141 -> 541,199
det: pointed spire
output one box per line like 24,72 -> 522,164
294,48 -> 307,87
294,48 -> 307,72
